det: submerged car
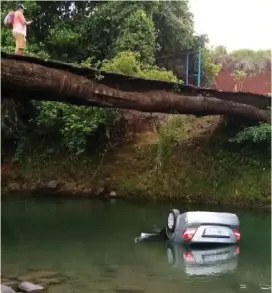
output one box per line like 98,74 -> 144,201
166,209 -> 240,245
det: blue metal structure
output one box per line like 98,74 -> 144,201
183,46 -> 202,87
155,47 -> 203,87
197,47 -> 202,87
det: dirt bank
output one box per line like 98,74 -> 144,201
2,115 -> 270,209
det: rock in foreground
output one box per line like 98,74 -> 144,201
1,284 -> 16,293
18,281 -> 45,292
1,281 -> 19,291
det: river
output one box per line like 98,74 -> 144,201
1,197 -> 271,293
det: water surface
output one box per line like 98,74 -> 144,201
1,197 -> 271,293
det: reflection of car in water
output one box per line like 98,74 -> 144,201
166,241 -> 240,276
166,209 -> 240,245
134,232 -> 240,276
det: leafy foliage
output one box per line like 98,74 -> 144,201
153,1 -> 203,58
2,0 -> 209,63
0,2 -> 157,157
102,51 -> 179,82
1,1 -> 270,204
229,123 -> 271,146
113,9 -> 156,64
46,23 -> 81,61
1,0 -> 268,160
201,48 -> 222,87
154,115 -> 187,167
1,100 -> 27,140
231,70 -> 247,91
211,46 -> 271,74
33,101 -> 120,154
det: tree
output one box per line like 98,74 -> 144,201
201,48 -> 222,87
78,1 -> 159,63
4,0 -> 255,158
212,47 -> 271,75
113,9 -> 156,64
231,70 -> 247,92
1,1 -> 208,64
153,1 -> 201,58
1,50 -> 181,155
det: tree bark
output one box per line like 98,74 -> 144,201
1,58 -> 270,122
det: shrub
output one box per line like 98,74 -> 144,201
229,123 -> 271,148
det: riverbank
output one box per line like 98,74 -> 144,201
2,115 -> 271,209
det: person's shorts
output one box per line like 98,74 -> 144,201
13,32 -> 26,50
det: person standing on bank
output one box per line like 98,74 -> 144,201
12,3 -> 32,55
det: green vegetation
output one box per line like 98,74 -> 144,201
231,70 -> 247,91
3,115 -> 269,207
1,0 -> 205,158
229,123 -> 271,149
1,1 -> 270,207
101,51 -> 179,82
211,46 -> 271,75
1,50 -> 180,159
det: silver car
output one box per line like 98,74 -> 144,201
166,209 -> 240,244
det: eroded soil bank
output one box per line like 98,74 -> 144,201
2,113 -> 271,210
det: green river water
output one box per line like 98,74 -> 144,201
1,197 -> 271,293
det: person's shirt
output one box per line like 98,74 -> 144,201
12,10 -> 27,36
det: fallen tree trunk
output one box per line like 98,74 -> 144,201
1,58 -> 270,122
2,51 -> 270,109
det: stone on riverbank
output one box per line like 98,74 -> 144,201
46,180 -> 59,189
1,281 -> 19,291
7,183 -> 20,191
104,265 -> 119,273
1,284 -> 16,293
18,281 -> 45,292
109,191 -> 117,197
3,269 -> 68,291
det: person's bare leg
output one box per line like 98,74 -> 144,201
17,49 -> 24,56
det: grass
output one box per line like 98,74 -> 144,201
110,146 -> 270,205
2,115 -> 271,208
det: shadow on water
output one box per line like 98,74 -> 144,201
1,197 -> 271,293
